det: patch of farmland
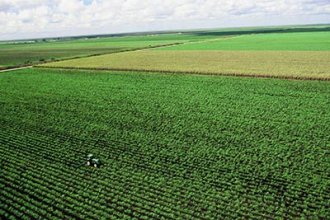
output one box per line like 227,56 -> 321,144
40,50 -> 330,80
0,34 -> 188,68
0,48 -> 125,68
1,68 -> 329,219
159,31 -> 330,51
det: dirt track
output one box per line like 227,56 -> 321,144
0,66 -> 33,73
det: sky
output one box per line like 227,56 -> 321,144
0,0 -> 329,40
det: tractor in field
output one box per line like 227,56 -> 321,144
86,154 -> 101,168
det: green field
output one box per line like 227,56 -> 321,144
2,25 -> 330,69
41,50 -> 330,80
0,34 -> 193,69
1,68 -> 329,219
1,24 -> 330,219
41,30 -> 330,80
159,32 -> 330,51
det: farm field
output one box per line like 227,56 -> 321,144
0,34 -> 194,69
2,24 -> 329,70
1,68 -> 330,219
160,31 -> 330,51
41,50 -> 330,80
41,29 -> 330,80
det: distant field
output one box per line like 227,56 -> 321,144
2,25 -> 330,69
1,68 -> 329,219
0,48 -> 124,68
40,28 -> 330,80
0,34 -> 191,68
41,50 -> 330,80
159,32 -> 330,51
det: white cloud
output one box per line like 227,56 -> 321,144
0,0 -> 329,40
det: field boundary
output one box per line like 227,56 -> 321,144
34,66 -> 330,81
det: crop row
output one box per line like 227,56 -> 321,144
0,131 -> 255,218
2,119 -> 325,194
1,134 -> 216,219
2,121 -> 327,200
1,131 -> 230,219
1,124 -> 329,219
